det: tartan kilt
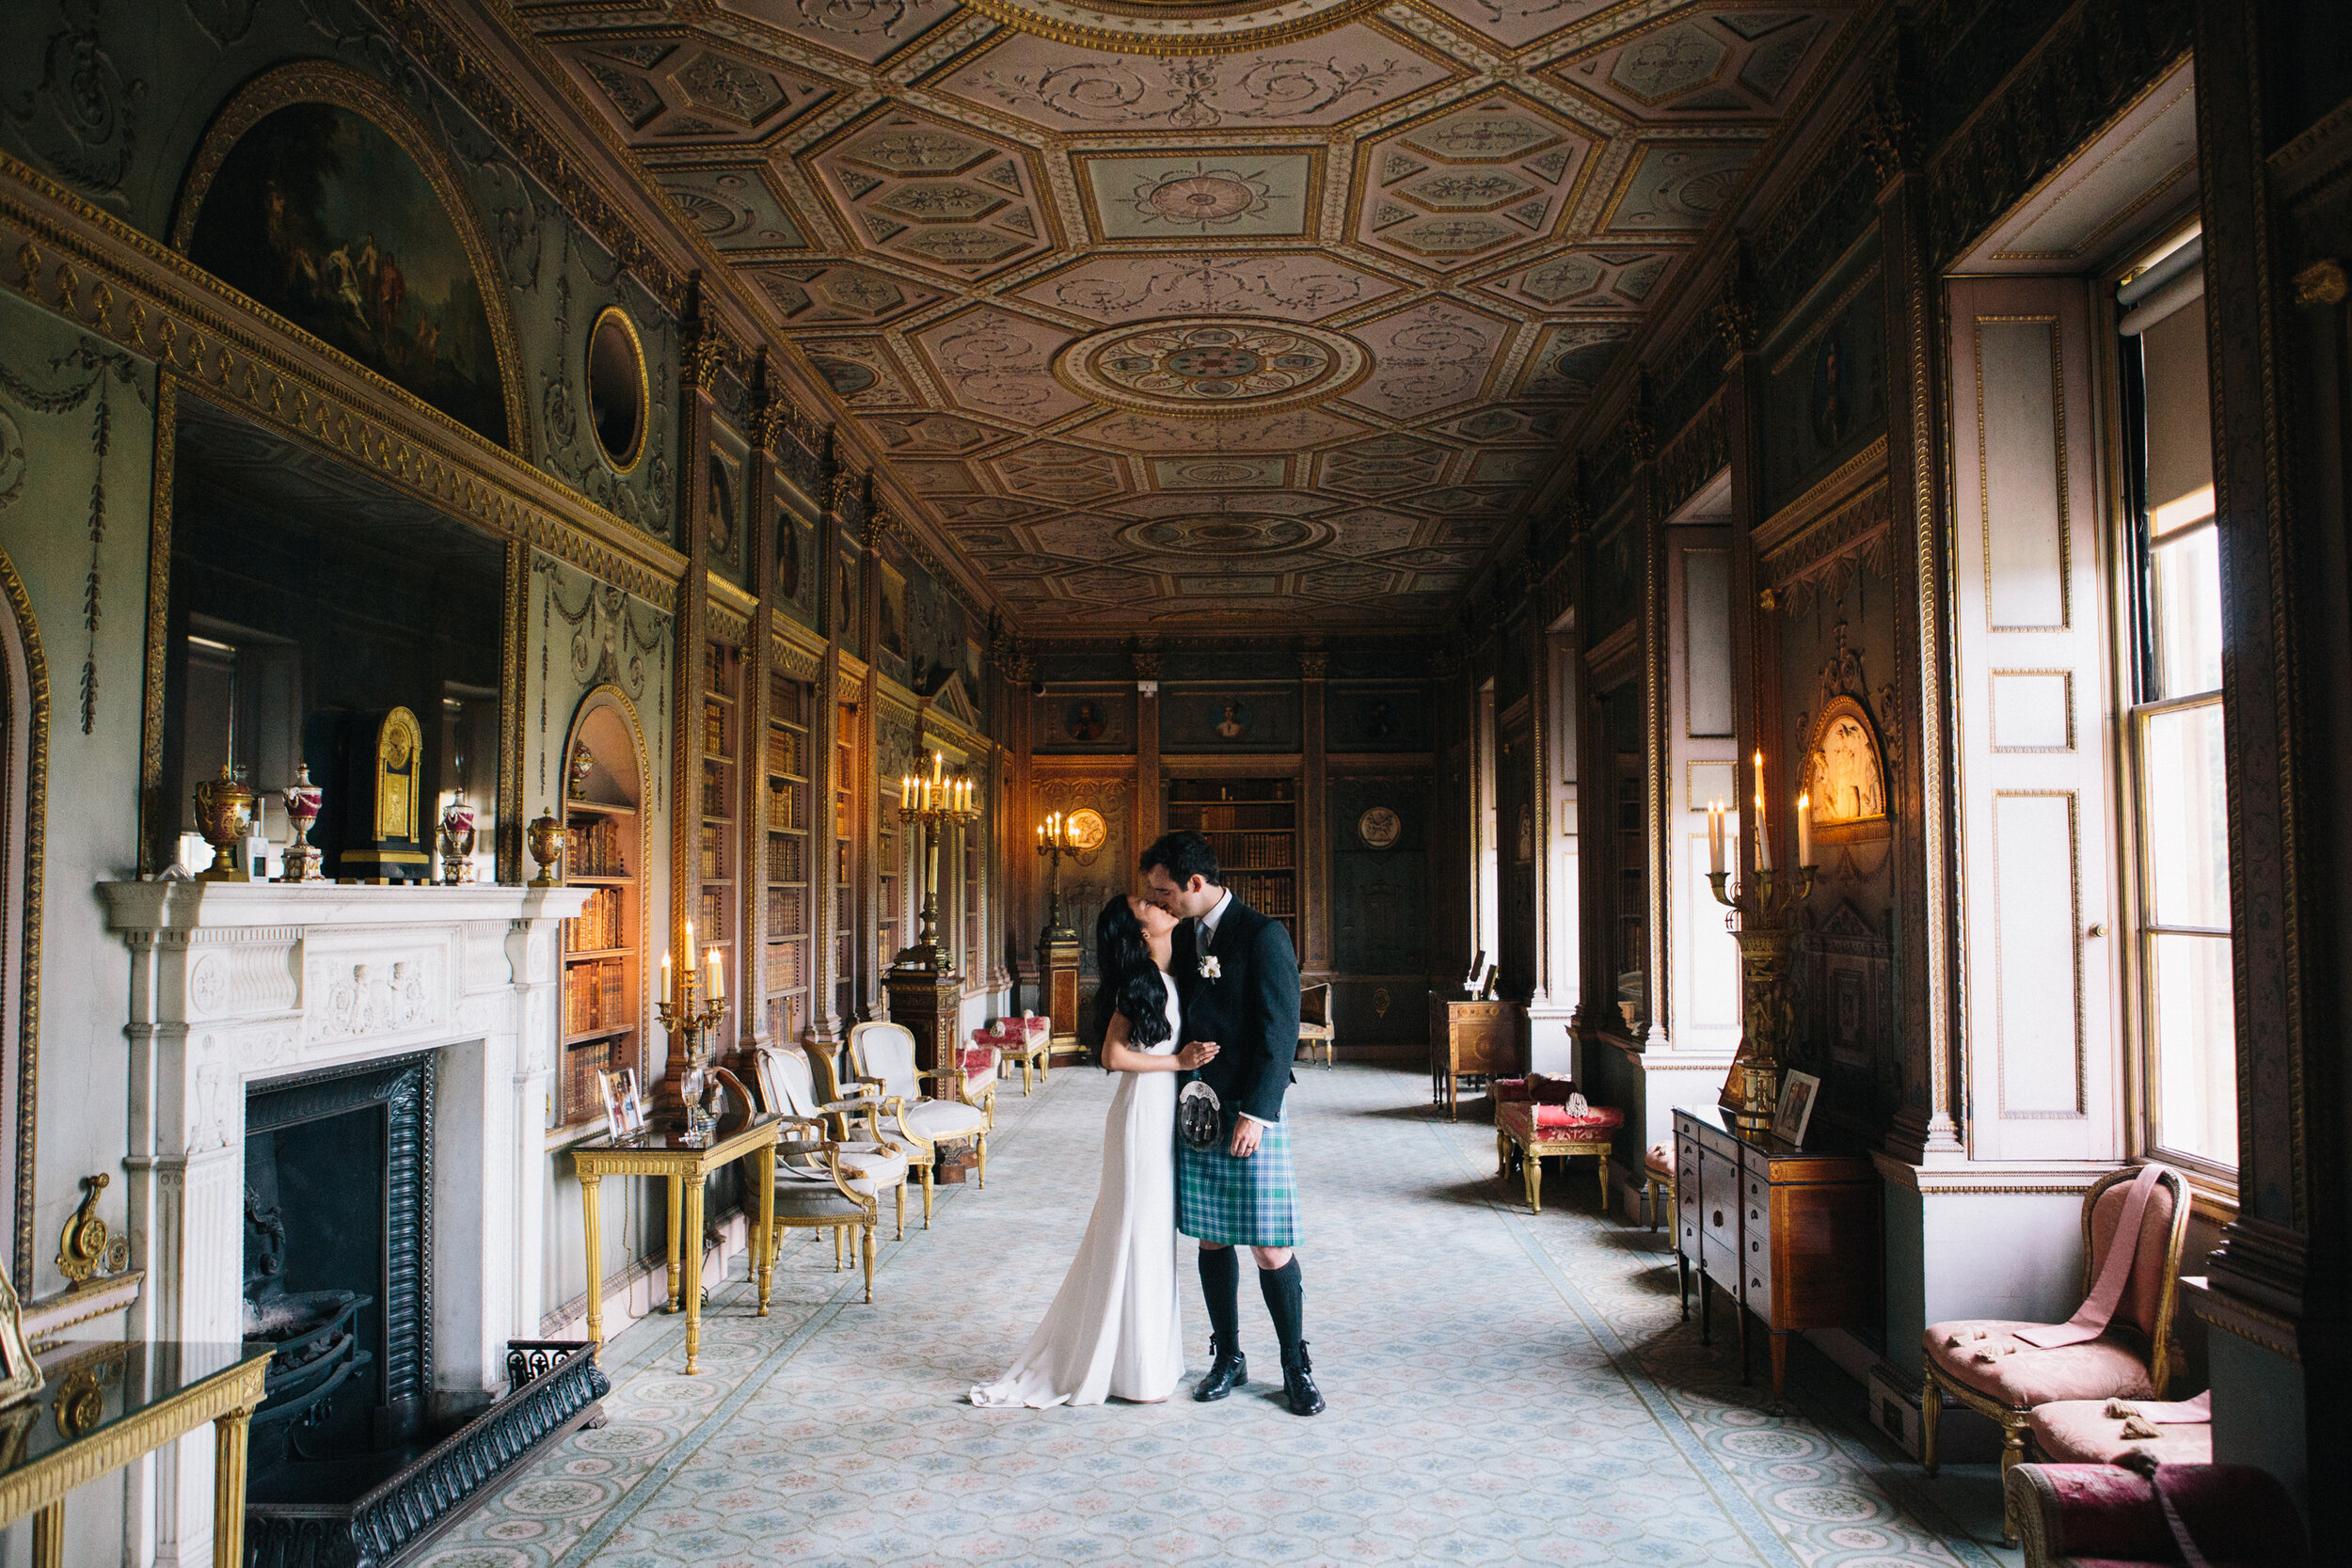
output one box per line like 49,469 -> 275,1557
1176,1114 -> 1300,1248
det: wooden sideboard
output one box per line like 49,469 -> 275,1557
1673,1106 -> 1881,1400
1429,997 -> 1523,1119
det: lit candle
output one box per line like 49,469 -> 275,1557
933,751 -> 944,788
660,950 -> 674,1007
1037,821 -> 1044,843
1753,752 -> 1772,872
1797,791 -> 1814,869
1708,800 -> 1724,876
706,945 -> 723,1002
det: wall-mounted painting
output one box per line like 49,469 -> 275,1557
1588,512 -> 1640,641
1327,686 -> 1428,751
1162,688 -> 1300,752
1764,266 -> 1887,515
837,550 -> 862,656
178,73 -> 516,448
877,562 -> 909,683
1034,689 -> 1135,754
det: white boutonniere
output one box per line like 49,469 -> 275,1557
1198,956 -> 1222,981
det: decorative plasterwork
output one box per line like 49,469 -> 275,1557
499,0 -> 1861,633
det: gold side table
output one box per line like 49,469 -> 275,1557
572,1115 -> 782,1374
0,1339 -> 271,1568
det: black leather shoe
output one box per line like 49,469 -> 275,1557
1194,1344 -> 1248,1402
1280,1345 -> 1326,1417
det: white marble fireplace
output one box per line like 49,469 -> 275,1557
101,879 -> 587,1568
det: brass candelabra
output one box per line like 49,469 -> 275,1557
1035,811 -> 1080,943
893,755 -> 979,973
1705,753 -> 1818,1133
659,932 -> 726,1138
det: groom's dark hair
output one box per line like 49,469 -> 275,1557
1140,829 -> 1221,888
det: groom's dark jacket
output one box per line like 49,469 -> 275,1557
1171,895 -> 1301,1125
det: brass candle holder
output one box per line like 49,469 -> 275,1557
1707,861 -> 1816,1133
659,943 -> 727,1140
893,756 -> 980,973
1035,811 -> 1080,944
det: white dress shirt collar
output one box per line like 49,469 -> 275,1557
1198,886 -> 1235,948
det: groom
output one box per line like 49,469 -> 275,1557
1141,830 -> 1323,1418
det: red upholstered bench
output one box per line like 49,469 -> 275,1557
1494,1095 -> 1623,1213
2006,1461 -> 2306,1568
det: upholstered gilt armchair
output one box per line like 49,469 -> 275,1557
2006,1461 -> 2307,1568
757,1045 -> 910,1243
1297,983 -> 1335,1069
758,1110 -> 882,1304
1921,1164 -> 2192,1544
847,1021 -> 988,1227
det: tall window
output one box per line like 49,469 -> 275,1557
2120,265 -> 2234,1171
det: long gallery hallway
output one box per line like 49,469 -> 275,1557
417,1068 -> 2016,1568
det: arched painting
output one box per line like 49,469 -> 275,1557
179,80 -> 514,448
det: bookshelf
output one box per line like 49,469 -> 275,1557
879,778 -> 901,963
963,826 -> 982,978
558,699 -> 644,1132
763,663 -> 813,1046
1166,778 -> 1299,949
701,641 -> 739,1043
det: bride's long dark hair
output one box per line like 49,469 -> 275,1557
1090,895 -> 1171,1058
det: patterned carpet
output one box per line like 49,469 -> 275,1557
418,1066 -> 2020,1568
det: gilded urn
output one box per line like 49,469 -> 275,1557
191,766 -> 255,883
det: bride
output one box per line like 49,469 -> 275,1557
970,893 -> 1218,1407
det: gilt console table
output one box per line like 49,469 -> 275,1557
572,1116 -> 781,1375
0,1339 -> 270,1568
1673,1106 -> 1880,1402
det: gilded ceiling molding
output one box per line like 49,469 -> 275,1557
954,0 -> 1387,56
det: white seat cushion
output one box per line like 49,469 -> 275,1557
835,1143 -> 908,1190
771,1179 -> 868,1220
906,1100 -> 986,1141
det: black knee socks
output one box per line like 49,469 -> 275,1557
1200,1245 -> 1241,1352
1259,1259 -> 1305,1367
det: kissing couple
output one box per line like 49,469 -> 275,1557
970,829 -> 1324,1416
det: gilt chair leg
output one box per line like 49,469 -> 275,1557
1920,1363 -> 1942,1477
863,1223 -> 875,1304
920,1163 -> 934,1228
1527,1153 -> 1544,1214
1999,1418 -> 2027,1545
977,1132 -> 988,1188
896,1183 -> 906,1240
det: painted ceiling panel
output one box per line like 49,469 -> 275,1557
508,0 -> 1858,634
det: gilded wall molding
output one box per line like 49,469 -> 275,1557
0,151 -> 694,623
0,547 -> 47,1289
1761,474 -> 1894,619
707,597 -> 751,650
1655,392 -> 1728,518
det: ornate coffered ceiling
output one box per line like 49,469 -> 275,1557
506,0 -> 1857,634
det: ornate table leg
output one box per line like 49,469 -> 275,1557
681,1173 -> 707,1374
32,1501 -> 62,1568
755,1144 -> 777,1316
580,1172 -> 605,1348
664,1174 -> 685,1313
1596,1151 -> 1609,1212
213,1402 -> 256,1568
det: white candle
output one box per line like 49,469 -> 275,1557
1708,801 -> 1724,875
1797,792 -> 1814,868
707,945 -> 723,1002
660,951 -> 674,1006
1753,752 -> 1772,873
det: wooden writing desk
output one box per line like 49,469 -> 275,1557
1429,997 -> 1523,1119
573,1115 -> 782,1374
1673,1106 -> 1880,1401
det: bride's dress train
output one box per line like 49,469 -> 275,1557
970,978 -> 1184,1407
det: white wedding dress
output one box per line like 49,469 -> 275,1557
970,972 -> 1184,1407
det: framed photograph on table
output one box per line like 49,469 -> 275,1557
1774,1070 -> 1820,1147
598,1068 -> 646,1140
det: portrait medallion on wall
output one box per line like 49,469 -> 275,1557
1358,805 -> 1401,850
1064,807 -> 1108,861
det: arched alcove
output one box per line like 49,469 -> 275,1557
555,685 -> 650,1135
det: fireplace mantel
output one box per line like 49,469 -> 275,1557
102,879 -> 589,1568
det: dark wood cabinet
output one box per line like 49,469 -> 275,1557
1674,1107 -> 1881,1399
1429,998 -> 1523,1118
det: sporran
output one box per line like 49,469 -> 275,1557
1178,1080 -> 1222,1152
